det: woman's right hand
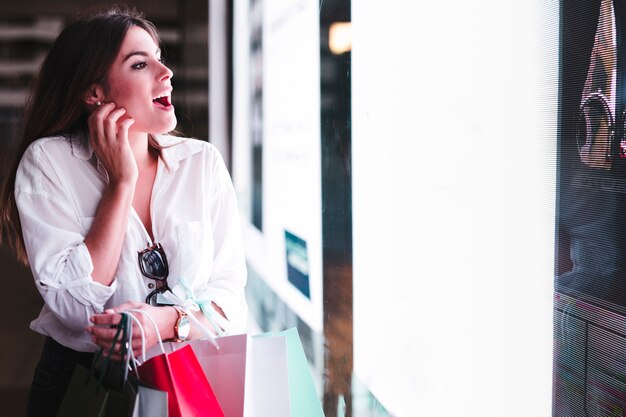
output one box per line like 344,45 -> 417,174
88,302 -> 178,360
87,102 -> 137,185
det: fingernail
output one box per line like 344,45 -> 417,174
90,316 -> 95,323
91,336 -> 97,343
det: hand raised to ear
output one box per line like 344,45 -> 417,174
87,102 -> 138,185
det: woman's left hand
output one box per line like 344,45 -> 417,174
87,301 -> 178,361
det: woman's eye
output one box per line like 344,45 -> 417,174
158,56 -> 166,64
131,62 -> 147,70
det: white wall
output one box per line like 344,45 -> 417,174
351,1 -> 558,416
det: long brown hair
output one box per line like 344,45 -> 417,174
0,6 -> 161,264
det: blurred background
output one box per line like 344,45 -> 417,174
0,1 -> 557,417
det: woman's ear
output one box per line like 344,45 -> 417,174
84,84 -> 105,106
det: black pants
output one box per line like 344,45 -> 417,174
26,337 -> 94,417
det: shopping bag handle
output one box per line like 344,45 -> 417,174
123,312 -> 146,378
124,312 -> 146,360
181,305 -> 220,349
89,313 -> 130,391
126,308 -> 166,355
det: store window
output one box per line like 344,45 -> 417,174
556,0 -> 626,415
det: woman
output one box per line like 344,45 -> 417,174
0,7 -> 247,416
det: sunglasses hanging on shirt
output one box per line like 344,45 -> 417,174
138,243 -> 171,305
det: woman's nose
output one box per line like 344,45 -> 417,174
158,62 -> 173,81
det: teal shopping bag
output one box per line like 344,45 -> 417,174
278,328 -> 325,417
256,327 -> 325,417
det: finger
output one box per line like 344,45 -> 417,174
94,335 -> 130,355
90,312 -> 123,326
132,347 -> 147,359
89,326 -> 122,341
88,101 -> 116,123
88,101 -> 116,124
131,338 -> 146,352
104,107 -> 127,141
89,102 -> 117,144
118,117 -> 135,140
91,335 -> 115,353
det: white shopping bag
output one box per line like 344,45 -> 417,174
192,334 -> 291,417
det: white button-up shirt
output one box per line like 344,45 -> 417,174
15,133 -> 247,352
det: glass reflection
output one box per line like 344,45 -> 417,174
577,91 -> 613,168
556,1 -> 626,415
557,0 -> 625,306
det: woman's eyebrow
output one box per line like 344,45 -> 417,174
123,49 -> 161,62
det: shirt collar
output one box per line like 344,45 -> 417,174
155,134 -> 204,171
69,132 -> 204,171
69,132 -> 93,160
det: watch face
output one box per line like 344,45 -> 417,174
178,316 -> 191,340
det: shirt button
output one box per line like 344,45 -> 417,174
148,283 -> 155,289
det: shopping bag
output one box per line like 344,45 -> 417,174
246,335 -> 292,416
100,313 -> 140,417
110,369 -> 168,417
57,312 -> 170,417
57,314 -> 136,417
132,381 -> 168,417
104,377 -> 136,417
56,363 -> 110,417
156,327 -> 324,417
116,311 -> 169,417
181,333 -> 291,417
256,328 -> 325,417
56,363 -> 148,417
130,309 -> 224,417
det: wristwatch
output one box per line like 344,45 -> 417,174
171,306 -> 190,342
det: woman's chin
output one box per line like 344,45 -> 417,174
150,117 -> 178,135
164,116 -> 178,133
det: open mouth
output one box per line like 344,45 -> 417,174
152,94 -> 172,109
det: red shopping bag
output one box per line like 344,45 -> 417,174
138,344 -> 224,417
127,309 -> 225,417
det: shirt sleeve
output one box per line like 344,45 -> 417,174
195,146 -> 248,334
15,143 -> 116,332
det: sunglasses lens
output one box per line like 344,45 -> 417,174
141,249 -> 167,279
